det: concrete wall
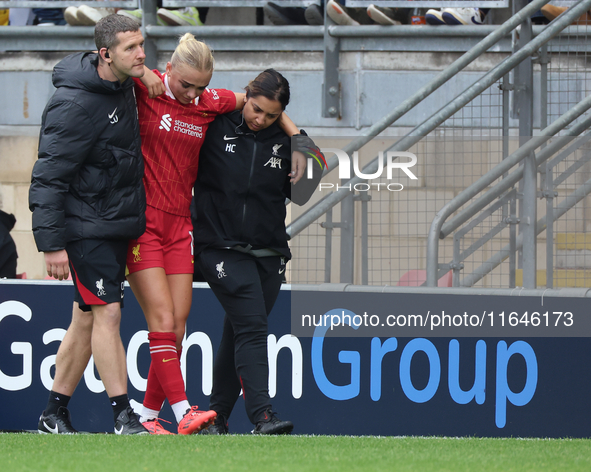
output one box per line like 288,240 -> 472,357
0,129 -> 39,278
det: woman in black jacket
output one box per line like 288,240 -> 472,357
192,69 -> 324,434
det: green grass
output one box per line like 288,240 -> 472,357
1,434 -> 590,472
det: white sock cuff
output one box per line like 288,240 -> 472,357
171,400 -> 191,423
140,406 -> 161,423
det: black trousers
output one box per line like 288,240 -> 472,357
196,248 -> 284,424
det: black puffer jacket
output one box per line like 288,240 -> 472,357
191,111 -> 322,259
29,52 -> 146,252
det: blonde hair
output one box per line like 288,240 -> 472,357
170,33 -> 214,72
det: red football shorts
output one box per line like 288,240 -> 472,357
126,205 -> 194,275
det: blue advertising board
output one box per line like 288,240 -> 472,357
0,280 -> 590,437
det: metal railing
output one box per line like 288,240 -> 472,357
1,0 -> 518,116
289,0 -> 553,239
425,0 -> 591,287
0,0 -> 509,8
442,119 -> 591,287
288,0 -> 591,289
0,1 -> 137,7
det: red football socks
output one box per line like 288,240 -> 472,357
143,332 -> 187,409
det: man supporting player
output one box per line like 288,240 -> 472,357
29,14 -> 149,435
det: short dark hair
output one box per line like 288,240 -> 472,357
245,69 -> 290,110
94,14 -> 141,51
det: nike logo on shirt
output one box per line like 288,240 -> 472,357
108,108 -> 118,119
223,135 -> 238,141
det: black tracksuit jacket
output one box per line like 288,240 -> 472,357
191,110 -> 320,260
29,52 -> 146,252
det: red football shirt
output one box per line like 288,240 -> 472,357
134,71 -> 236,216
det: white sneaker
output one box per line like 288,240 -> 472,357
117,9 -> 142,25
326,0 -> 359,26
76,6 -> 113,26
64,7 -> 84,26
425,9 -> 445,26
157,7 -> 203,26
441,8 -> 484,25
118,9 -> 167,26
366,4 -> 401,26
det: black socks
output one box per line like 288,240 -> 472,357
109,394 -> 131,423
45,390 -> 71,416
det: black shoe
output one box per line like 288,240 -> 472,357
114,407 -> 149,435
264,2 -> 307,25
38,407 -> 78,434
199,414 -> 229,435
252,409 -> 293,435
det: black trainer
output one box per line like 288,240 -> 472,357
114,407 -> 149,435
38,406 -> 78,434
252,409 -> 293,435
199,415 -> 229,435
263,2 -> 308,25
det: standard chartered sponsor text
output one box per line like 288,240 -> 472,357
174,120 -> 203,137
